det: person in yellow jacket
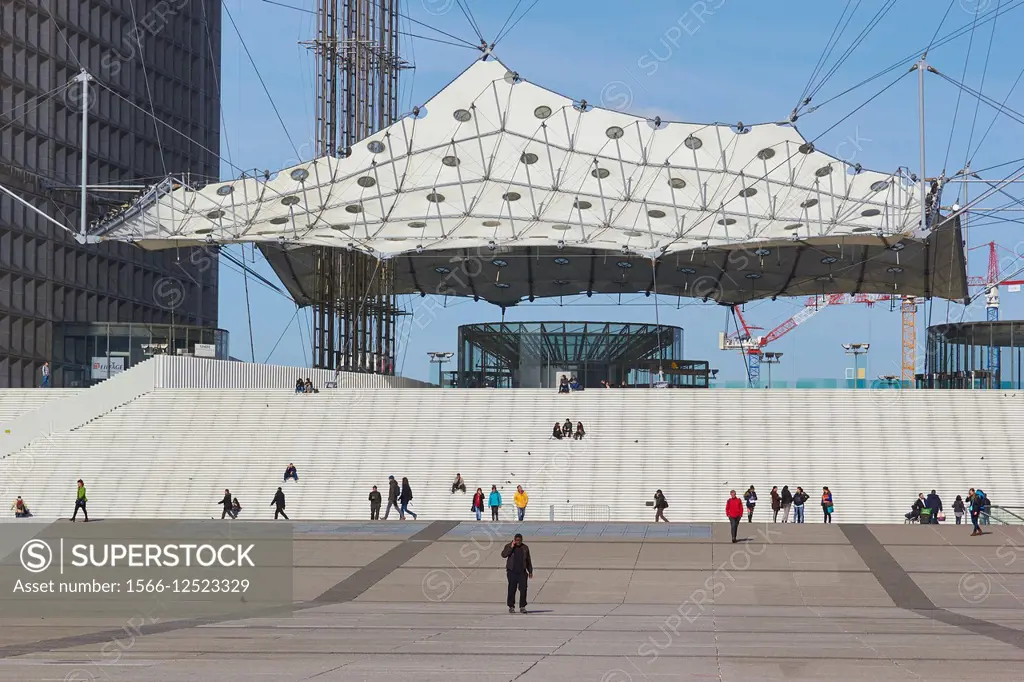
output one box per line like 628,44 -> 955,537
514,485 -> 528,521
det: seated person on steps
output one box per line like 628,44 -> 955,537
232,497 -> 242,517
558,375 -> 570,394
562,418 -> 573,437
451,473 -> 467,494
295,378 -> 305,393
11,496 -> 29,518
552,422 -> 564,440
284,463 -> 299,482
573,422 -> 585,440
569,376 -> 583,391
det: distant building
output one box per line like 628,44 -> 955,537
0,0 -> 222,386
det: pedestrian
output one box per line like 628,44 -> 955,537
71,479 -> 88,522
500,533 -> 533,613
40,361 -> 50,388
384,475 -> 401,520
271,487 -> 289,520
770,486 -> 781,523
472,487 -> 486,521
726,490 -> 743,542
654,489 -> 669,522
217,488 -> 235,519
969,488 -> 983,536
792,487 -> 807,523
400,476 -> 417,520
925,489 -> 942,524
369,485 -> 381,520
488,485 -> 502,521
743,486 -> 757,522
514,485 -> 528,521
953,495 -> 965,525
977,489 -> 991,525
821,486 -> 833,523
780,485 -> 793,523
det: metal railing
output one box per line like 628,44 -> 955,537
988,506 -> 1024,524
570,504 -> 612,522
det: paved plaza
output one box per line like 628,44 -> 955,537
1,521 -> 1023,681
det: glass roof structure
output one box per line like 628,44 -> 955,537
92,57 -> 969,306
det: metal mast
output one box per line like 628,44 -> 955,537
307,0 -> 408,373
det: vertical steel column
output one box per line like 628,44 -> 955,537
310,0 -> 404,373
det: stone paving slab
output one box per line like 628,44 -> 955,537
0,523 -> 1022,681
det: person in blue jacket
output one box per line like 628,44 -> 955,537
488,485 -> 502,522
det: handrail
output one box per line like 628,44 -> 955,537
989,505 -> 1024,524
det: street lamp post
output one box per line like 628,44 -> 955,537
761,352 -> 783,389
842,343 -> 870,388
427,351 -> 454,387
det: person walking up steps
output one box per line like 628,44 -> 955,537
272,487 -> 289,520
71,479 -> 88,522
384,476 -> 401,520
726,490 -> 743,543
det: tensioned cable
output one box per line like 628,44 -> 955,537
970,62 -> 1024,163
0,83 -> 68,123
494,0 -> 542,46
223,1 -> 300,159
925,0 -> 958,53
257,0 -> 480,48
128,0 -> 169,175
941,0 -> 979,176
805,0 -> 900,103
495,0 -> 526,46
962,0 -> 1001,168
796,0 -> 859,110
934,71 -> 1024,127
454,0 -> 485,43
264,306 -> 301,363
0,84 -> 69,137
400,32 -> 479,49
802,0 -> 1024,116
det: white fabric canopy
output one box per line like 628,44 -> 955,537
96,58 -> 921,257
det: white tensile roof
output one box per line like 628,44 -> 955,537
96,58 -> 921,257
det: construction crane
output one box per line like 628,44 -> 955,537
720,296 -> 840,387
721,294 -> 893,387
966,241 -> 1024,378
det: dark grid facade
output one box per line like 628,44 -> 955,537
0,0 -> 220,386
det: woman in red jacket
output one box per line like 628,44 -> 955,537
726,490 -> 744,543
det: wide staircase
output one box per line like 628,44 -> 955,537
3,388 -> 1022,523
0,389 -> 80,426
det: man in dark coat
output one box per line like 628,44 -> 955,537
369,485 -> 382,520
500,533 -> 534,613
924,490 -> 942,524
218,489 -> 235,519
271,487 -> 288,520
384,476 -> 401,520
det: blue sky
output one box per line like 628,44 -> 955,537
214,0 -> 1024,383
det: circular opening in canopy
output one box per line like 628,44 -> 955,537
357,176 -> 376,187
453,109 -> 472,122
